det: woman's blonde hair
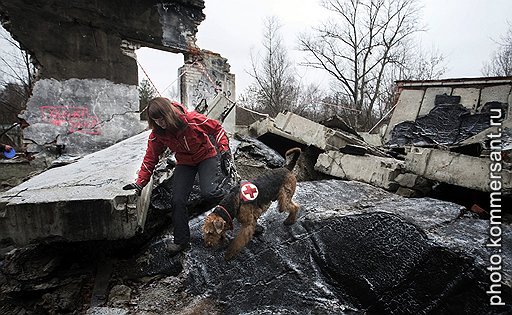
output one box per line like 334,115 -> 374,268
147,97 -> 186,133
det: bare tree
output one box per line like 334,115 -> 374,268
299,0 -> 423,130
247,16 -> 300,117
294,83 -> 325,119
403,45 -> 446,81
0,25 -> 37,147
376,44 -> 446,118
138,78 -> 158,120
0,25 -> 36,101
482,23 -> 512,76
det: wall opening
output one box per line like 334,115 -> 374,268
0,24 -> 36,149
135,47 -> 184,120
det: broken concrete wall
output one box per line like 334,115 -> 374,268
0,0 -> 207,157
0,0 -> 236,246
379,77 -> 512,193
235,106 -> 270,133
0,1 -> 205,82
315,151 -> 403,191
406,146 -> 512,192
249,112 -> 388,158
21,79 -> 145,156
179,50 -> 236,132
202,94 -> 236,133
384,77 -> 512,143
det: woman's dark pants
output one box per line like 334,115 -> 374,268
171,157 -> 221,245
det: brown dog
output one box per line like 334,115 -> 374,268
202,147 -> 301,260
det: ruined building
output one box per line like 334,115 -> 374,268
0,1 -> 511,314
0,0 -> 235,243
0,0 -> 235,161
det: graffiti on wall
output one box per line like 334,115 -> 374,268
191,78 -> 222,108
40,106 -> 101,135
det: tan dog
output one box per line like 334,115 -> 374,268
202,148 -> 301,260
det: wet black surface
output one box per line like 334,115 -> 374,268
172,180 -> 511,314
0,243 -> 97,314
115,235 -> 184,280
388,101 -> 508,147
233,134 -> 286,168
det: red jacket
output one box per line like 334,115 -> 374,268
136,102 -> 229,187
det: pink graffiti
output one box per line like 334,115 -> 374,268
40,106 -> 101,135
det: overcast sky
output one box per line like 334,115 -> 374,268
139,0 -> 511,98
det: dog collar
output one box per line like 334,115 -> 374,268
214,205 -> 234,230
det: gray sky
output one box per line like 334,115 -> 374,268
137,0 -> 512,99
1,1 -> 511,96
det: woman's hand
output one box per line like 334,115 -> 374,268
123,183 -> 143,195
220,150 -> 233,176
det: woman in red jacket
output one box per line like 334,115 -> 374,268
124,97 -> 229,253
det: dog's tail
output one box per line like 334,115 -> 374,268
284,147 -> 301,171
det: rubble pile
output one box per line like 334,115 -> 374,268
1,78 -> 511,314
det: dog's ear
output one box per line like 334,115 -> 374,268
202,223 -> 211,234
202,216 -> 212,232
213,220 -> 225,234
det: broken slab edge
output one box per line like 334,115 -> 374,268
0,178 -> 152,245
315,151 -> 404,191
405,147 -> 512,193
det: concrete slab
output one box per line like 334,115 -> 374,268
205,94 -> 236,133
359,132 -> 382,147
249,113 -> 331,149
479,85 -> 511,110
405,147 -> 512,192
248,116 -> 295,142
385,89 -> 425,141
273,112 -> 329,149
0,131 -> 152,245
315,151 -> 404,190
418,87 -> 452,117
453,87 -> 480,111
179,51 -> 235,119
250,112 -> 389,157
